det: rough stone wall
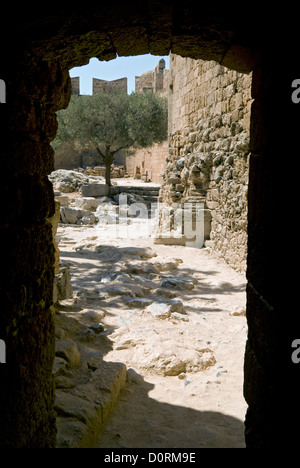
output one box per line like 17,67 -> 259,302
2,4 -> 300,449
54,142 -> 82,169
125,141 -> 168,183
0,57 -> 71,447
54,144 -> 126,171
160,54 -> 252,271
243,60 -> 300,448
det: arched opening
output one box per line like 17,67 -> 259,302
50,52 -> 249,448
1,5 -> 299,449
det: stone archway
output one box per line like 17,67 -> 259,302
1,4 -> 299,448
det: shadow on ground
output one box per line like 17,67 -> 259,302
59,244 -> 246,316
56,237 -> 246,448
96,370 -> 245,449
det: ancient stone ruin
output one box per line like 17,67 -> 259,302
156,54 -> 252,272
135,58 -> 169,97
63,54 -> 251,275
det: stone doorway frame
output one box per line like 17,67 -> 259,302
1,6 -> 299,448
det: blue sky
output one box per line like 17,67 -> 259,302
69,54 -> 170,95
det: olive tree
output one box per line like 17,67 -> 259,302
52,90 -> 168,186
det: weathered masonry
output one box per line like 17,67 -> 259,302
93,77 -> 128,94
157,54 -> 252,272
135,58 -> 169,97
71,77 -> 80,95
0,4 -> 299,448
71,76 -> 128,96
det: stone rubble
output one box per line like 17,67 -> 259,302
48,170 -> 247,448
51,215 -> 247,447
155,56 -> 252,273
49,169 -> 160,228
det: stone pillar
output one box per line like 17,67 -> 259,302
244,59 -> 300,447
0,57 -> 71,447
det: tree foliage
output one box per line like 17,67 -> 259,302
52,90 -> 168,185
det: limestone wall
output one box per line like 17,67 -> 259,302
125,142 -> 168,183
54,143 -> 126,172
160,54 -> 252,272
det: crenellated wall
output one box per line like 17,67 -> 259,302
93,77 -> 127,94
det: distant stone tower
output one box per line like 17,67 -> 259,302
135,58 -> 169,97
71,77 -> 80,95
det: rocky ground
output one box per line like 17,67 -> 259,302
52,173 -> 248,449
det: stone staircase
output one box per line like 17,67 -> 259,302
114,185 -> 161,206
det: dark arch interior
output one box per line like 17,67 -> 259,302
0,4 -> 299,448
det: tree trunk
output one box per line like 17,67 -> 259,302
97,146 -> 123,187
104,147 -> 114,187
105,162 -> 111,187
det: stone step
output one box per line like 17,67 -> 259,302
142,195 -> 159,203
109,186 -> 160,207
55,359 -> 127,448
122,189 -> 160,196
128,186 -> 160,193
109,185 -> 160,197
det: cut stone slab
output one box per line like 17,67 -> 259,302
55,361 -> 127,448
75,197 -> 99,211
55,195 -> 69,206
81,184 -> 109,197
60,207 -> 85,224
55,340 -> 81,369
